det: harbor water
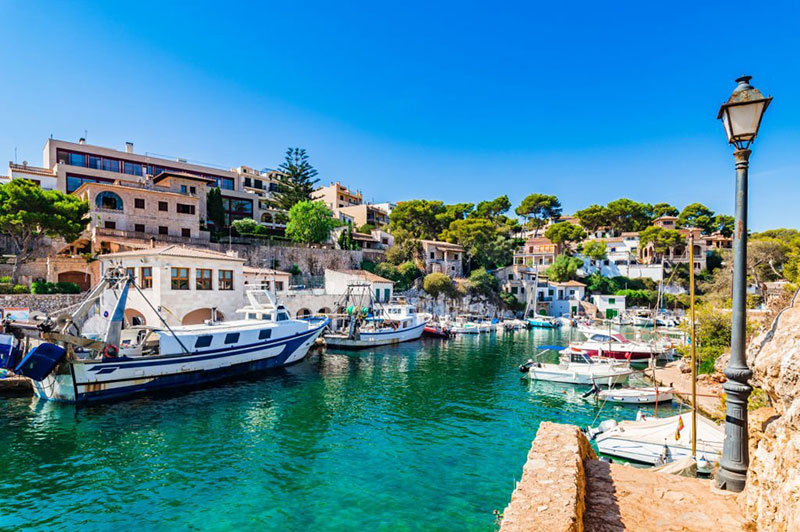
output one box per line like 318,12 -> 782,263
0,328 -> 681,531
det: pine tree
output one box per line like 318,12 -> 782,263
206,187 -> 226,229
270,148 -> 319,210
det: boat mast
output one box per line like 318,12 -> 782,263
689,233 -> 697,458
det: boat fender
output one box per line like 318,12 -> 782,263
102,344 -> 119,360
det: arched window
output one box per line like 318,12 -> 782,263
261,212 -> 273,224
96,191 -> 124,211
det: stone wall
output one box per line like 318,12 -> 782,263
742,297 -> 800,531
500,422 -> 597,532
208,242 -> 372,276
0,294 -> 85,316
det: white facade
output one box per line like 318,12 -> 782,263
592,294 -> 627,318
324,269 -> 394,303
99,246 -> 247,327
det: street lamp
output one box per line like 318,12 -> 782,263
715,76 -> 771,492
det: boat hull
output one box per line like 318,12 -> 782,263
423,326 -> 450,339
324,322 -> 425,349
33,323 -> 326,402
528,364 -> 632,386
596,435 -> 719,465
598,388 -> 674,404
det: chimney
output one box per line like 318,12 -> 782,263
79,137 -> 86,145
125,142 -> 134,154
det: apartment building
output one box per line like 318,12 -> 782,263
315,181 -> 363,210
513,236 -> 561,269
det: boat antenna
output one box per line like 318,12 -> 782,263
689,233 -> 697,460
130,281 -> 191,354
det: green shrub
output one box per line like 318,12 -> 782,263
0,283 -> 13,294
0,276 -> 10,284
31,281 -> 52,294
12,284 -> 30,294
55,282 -> 82,294
360,259 -> 376,272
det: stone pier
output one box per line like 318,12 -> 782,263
500,422 -> 743,532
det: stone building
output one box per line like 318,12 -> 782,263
419,240 -> 464,278
513,236 -> 561,270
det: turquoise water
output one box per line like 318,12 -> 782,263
0,329 -> 680,531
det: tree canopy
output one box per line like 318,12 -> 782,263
423,272 -> 455,299
270,148 -> 319,211
544,222 -> 586,247
285,200 -> 338,246
639,226 -> 686,259
546,255 -> 583,282
515,194 -> 561,235
0,179 -> 90,284
678,203 -> 715,233
604,198 -> 653,233
574,204 -> 609,233
652,202 -> 680,218
581,239 -> 608,261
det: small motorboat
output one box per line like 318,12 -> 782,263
598,386 -> 674,404
590,412 -> 723,472
527,314 -> 561,329
324,302 -> 426,349
423,323 -> 451,339
519,351 -> 633,387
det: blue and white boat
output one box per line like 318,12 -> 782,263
8,269 -> 327,402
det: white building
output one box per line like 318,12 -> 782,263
324,269 -> 394,303
592,294 -> 627,319
545,280 -> 586,317
242,266 -> 291,295
99,246 -> 249,327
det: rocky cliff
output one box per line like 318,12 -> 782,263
743,296 -> 800,530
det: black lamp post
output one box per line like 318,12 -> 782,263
715,76 -> 771,492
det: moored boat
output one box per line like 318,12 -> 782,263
324,302 -> 425,349
519,351 -> 633,387
597,386 -> 674,404
567,331 -> 668,361
591,413 -> 723,471
6,269 -> 327,402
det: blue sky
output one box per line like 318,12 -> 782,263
1,1 -> 798,230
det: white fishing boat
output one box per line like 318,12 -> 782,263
592,413 -> 723,470
323,302 -> 425,349
597,386 -> 674,404
6,269 -> 327,402
449,315 -> 481,335
520,351 -> 633,387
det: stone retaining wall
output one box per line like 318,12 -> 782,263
500,422 -> 597,532
208,242 -> 375,276
0,294 -> 85,316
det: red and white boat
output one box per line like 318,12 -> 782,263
565,331 -> 667,361
423,322 -> 451,339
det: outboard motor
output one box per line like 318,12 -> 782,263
519,359 -> 535,373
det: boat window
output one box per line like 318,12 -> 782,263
195,335 -> 212,348
247,313 -> 257,320
277,312 -> 289,321
224,333 -> 240,344
259,329 -> 272,340
590,334 -> 612,342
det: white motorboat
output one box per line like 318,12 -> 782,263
520,352 -> 633,387
592,412 -> 723,470
449,315 -> 481,335
7,270 -> 326,402
597,386 -> 674,404
324,302 -> 425,349
567,330 -> 668,361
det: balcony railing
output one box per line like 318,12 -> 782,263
93,227 -> 210,244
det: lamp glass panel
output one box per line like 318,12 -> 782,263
727,101 -> 766,140
722,111 -> 734,142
